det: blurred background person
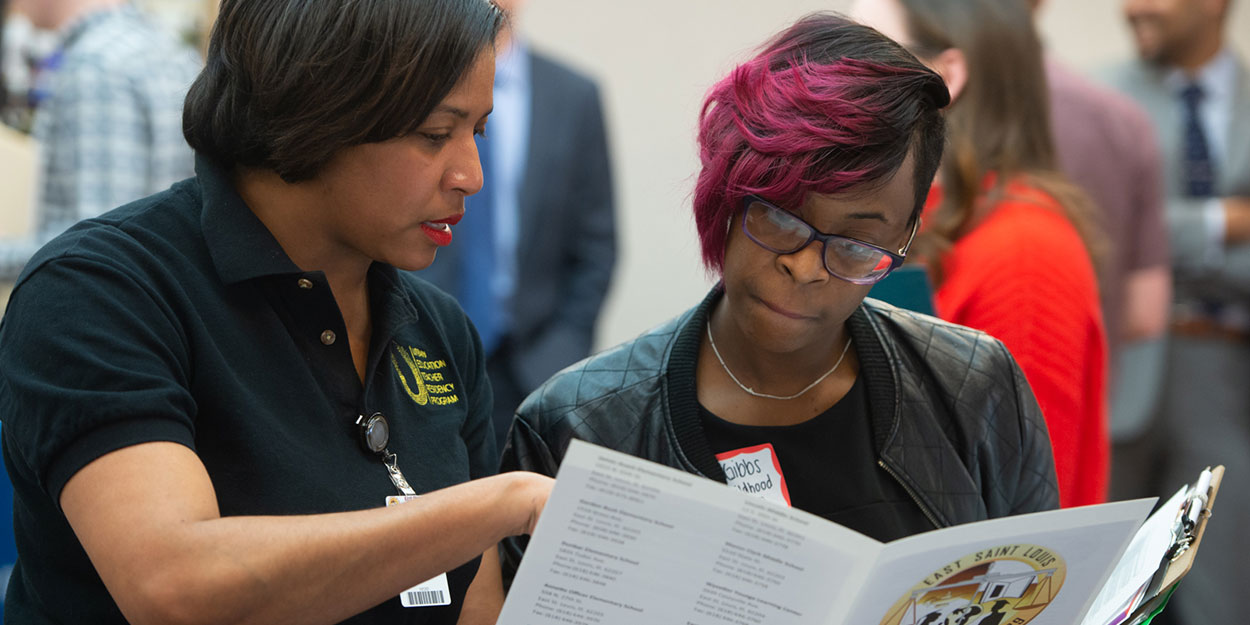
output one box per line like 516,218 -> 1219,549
420,0 -> 616,452
854,0 -> 1110,509
0,0 -> 200,282
1029,0 -> 1174,503
1104,0 -> 1250,622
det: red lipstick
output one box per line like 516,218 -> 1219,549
420,213 -> 461,247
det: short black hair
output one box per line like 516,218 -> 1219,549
184,0 -> 504,182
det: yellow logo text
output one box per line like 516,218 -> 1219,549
391,345 -> 460,406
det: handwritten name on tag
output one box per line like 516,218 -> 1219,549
715,443 -> 791,507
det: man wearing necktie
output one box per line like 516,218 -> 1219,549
420,1 -> 616,454
1105,0 -> 1250,623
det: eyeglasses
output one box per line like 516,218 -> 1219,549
740,195 -> 918,285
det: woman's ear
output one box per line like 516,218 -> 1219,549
930,47 -> 969,104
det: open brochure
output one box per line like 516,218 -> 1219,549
499,440 -> 1192,625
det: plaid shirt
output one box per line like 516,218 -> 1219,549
0,5 -> 200,281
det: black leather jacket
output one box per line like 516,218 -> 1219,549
501,289 -> 1058,574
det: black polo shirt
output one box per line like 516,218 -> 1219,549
0,156 -> 495,624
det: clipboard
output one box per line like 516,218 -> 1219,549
1124,465 -> 1224,625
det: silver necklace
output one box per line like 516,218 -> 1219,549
706,323 -> 852,400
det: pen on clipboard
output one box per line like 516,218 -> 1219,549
1167,467 -> 1213,561
1182,467 -> 1213,533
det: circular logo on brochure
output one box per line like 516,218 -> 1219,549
878,544 -> 1066,625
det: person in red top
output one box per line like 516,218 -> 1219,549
931,181 -> 1107,508
855,0 -> 1109,508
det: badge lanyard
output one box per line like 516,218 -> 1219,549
356,412 -> 416,496
357,412 -> 453,608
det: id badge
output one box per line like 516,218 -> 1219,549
387,495 -> 453,607
715,443 -> 792,507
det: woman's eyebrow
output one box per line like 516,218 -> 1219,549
429,105 -> 493,119
430,104 -> 470,118
844,211 -> 891,224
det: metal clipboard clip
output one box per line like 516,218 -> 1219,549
1164,467 -> 1214,562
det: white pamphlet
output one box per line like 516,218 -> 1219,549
499,440 -> 1159,625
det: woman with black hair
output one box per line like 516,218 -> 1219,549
0,1 -> 549,623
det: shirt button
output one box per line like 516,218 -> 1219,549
320,330 -> 337,345
297,278 -> 314,290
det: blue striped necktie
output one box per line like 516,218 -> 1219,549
1180,83 -> 1216,197
1180,83 -> 1230,320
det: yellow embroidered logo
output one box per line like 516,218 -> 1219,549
390,345 -> 460,406
880,543 -> 1066,625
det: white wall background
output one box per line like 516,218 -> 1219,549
513,0 -> 1250,352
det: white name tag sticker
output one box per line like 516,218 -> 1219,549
715,443 -> 791,507
386,495 -> 453,607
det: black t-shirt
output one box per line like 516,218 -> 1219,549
0,156 -> 495,624
699,376 -> 932,543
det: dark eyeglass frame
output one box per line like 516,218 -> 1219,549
740,194 -> 920,285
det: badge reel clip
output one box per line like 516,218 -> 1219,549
357,413 -> 453,607
357,412 -> 416,496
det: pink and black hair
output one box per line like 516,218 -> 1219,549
693,12 -> 949,274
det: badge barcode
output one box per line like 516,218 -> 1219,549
405,589 -> 446,606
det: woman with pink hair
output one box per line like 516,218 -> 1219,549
500,12 -> 1059,578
